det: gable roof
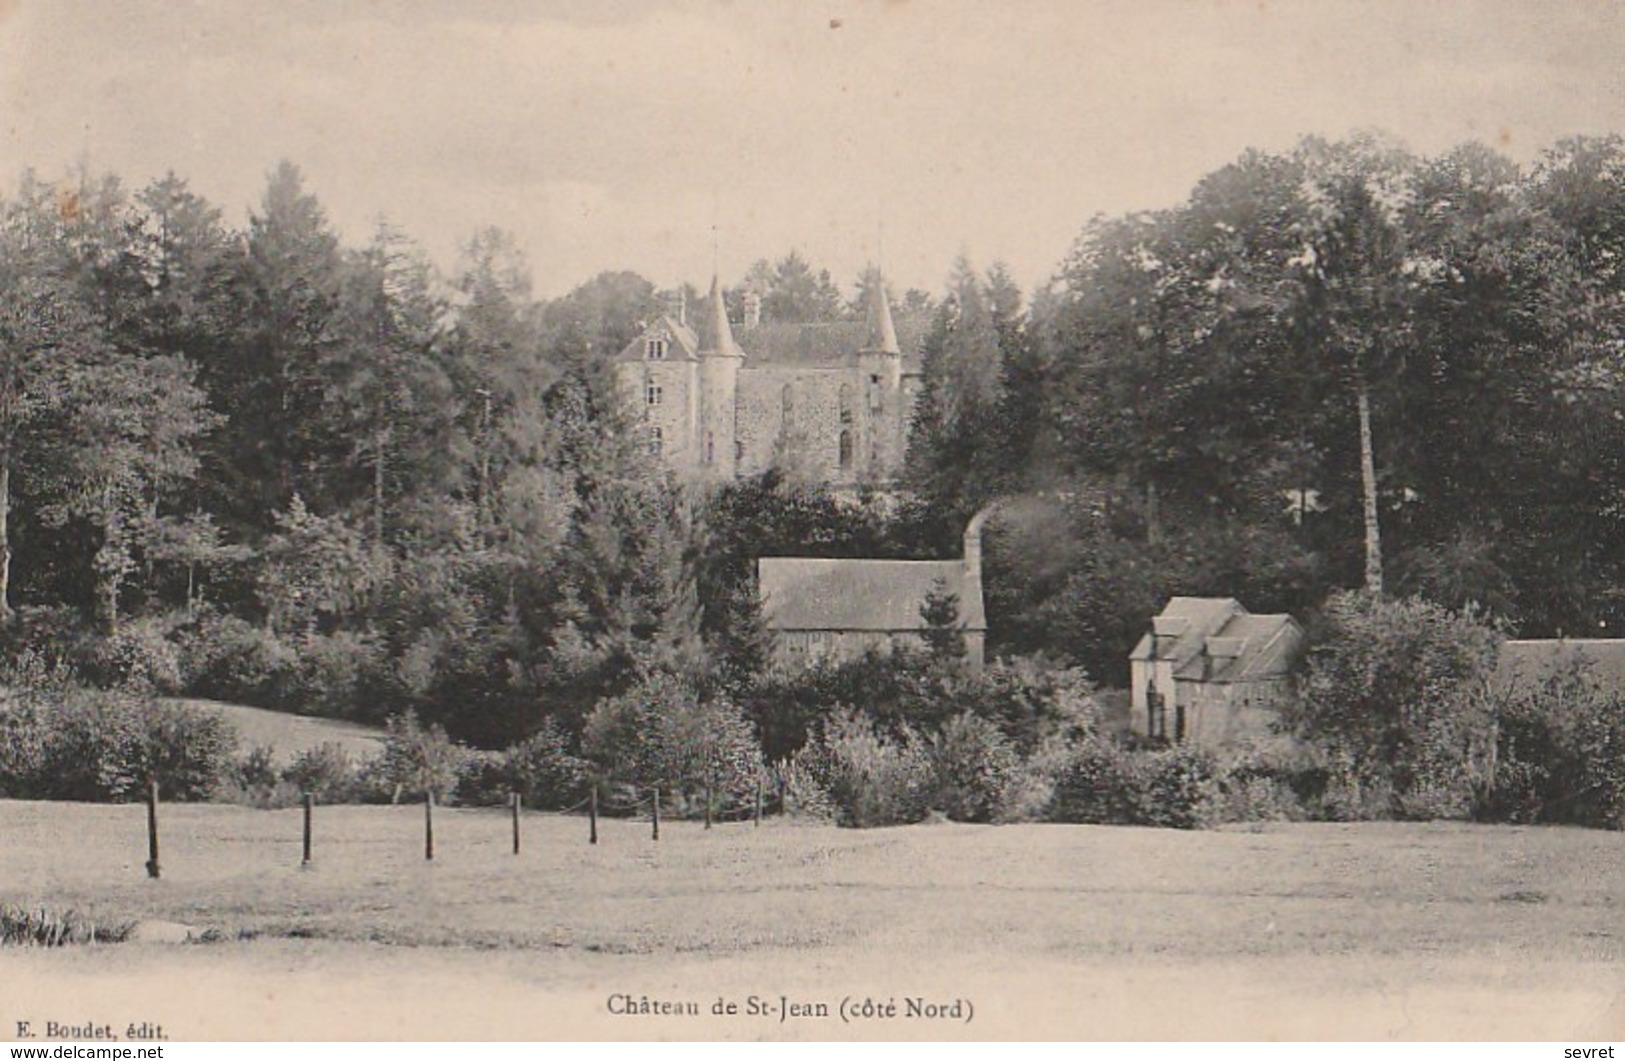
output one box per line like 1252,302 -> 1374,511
615,314 -> 698,362
758,557 -> 986,633
1494,639 -> 1625,695
1171,613 -> 1303,684
736,318 -> 927,371
1129,596 -> 1244,663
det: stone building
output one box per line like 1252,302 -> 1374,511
756,510 -> 991,670
1128,597 -> 1303,747
614,271 -> 922,484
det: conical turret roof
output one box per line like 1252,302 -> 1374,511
863,268 -> 900,354
695,274 -> 742,358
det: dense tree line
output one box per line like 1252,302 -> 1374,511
7,130 -> 1625,762
917,134 -> 1625,684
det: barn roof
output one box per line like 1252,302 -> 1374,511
1494,639 -> 1625,696
758,557 -> 986,633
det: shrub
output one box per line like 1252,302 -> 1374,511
0,685 -> 237,802
1286,590 -> 1501,818
276,631 -> 387,719
1136,745 -> 1221,829
924,712 -> 1018,823
178,614 -> 295,707
0,605 -> 86,674
75,618 -> 183,694
503,718 -> 591,810
1487,653 -> 1625,830
1048,739 -> 1139,824
802,708 -> 932,828
218,744 -> 302,808
123,700 -> 240,801
378,711 -> 467,800
582,673 -> 764,813
452,750 -> 510,807
1048,739 -> 1221,829
282,742 -> 366,803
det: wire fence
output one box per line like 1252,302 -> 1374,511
136,777 -> 783,877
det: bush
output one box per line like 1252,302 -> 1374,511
378,711 -> 467,801
75,619 -> 183,694
218,744 -> 301,809
924,712 -> 1018,823
582,673 -> 764,813
1287,591 -> 1501,818
1486,653 -> 1625,830
802,708 -> 933,828
282,741 -> 366,803
452,750 -> 510,807
0,606 -> 86,675
276,631 -> 387,719
503,718 -> 591,810
177,614 -> 295,707
0,684 -> 237,802
1048,739 -> 1220,829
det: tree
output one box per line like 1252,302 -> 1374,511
1287,136 -> 1421,597
919,576 -> 967,662
1287,590 -> 1502,818
760,250 -> 844,324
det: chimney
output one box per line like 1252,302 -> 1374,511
743,290 -> 762,328
663,288 -> 686,326
961,506 -> 995,654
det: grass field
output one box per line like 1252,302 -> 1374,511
3,801 -> 1623,1040
163,699 -> 384,763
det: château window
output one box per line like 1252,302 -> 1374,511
838,429 -> 853,470
648,426 -> 663,456
644,379 -> 662,406
781,383 -> 794,420
645,338 -> 667,360
838,383 -> 853,426
735,440 -> 745,463
704,431 -> 715,465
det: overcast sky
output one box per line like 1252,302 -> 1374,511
2,0 -> 1623,299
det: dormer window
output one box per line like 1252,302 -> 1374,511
646,338 -> 668,360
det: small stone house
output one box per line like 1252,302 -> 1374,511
1128,597 -> 1304,746
757,511 -> 991,669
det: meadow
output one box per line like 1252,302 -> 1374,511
3,802 -> 1623,1040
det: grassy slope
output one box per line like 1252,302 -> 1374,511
162,699 -> 383,763
3,804 -> 1623,1038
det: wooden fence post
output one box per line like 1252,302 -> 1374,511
754,779 -> 763,827
302,793 -> 314,867
511,792 -> 521,856
651,788 -> 660,841
424,790 -> 435,861
588,785 -> 598,845
145,778 -> 161,880
704,776 -> 713,830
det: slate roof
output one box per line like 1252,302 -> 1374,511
614,314 -> 699,362
1494,639 -> 1625,695
1129,597 -> 1243,663
757,557 -> 986,633
1171,613 -> 1301,684
735,317 -> 927,371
